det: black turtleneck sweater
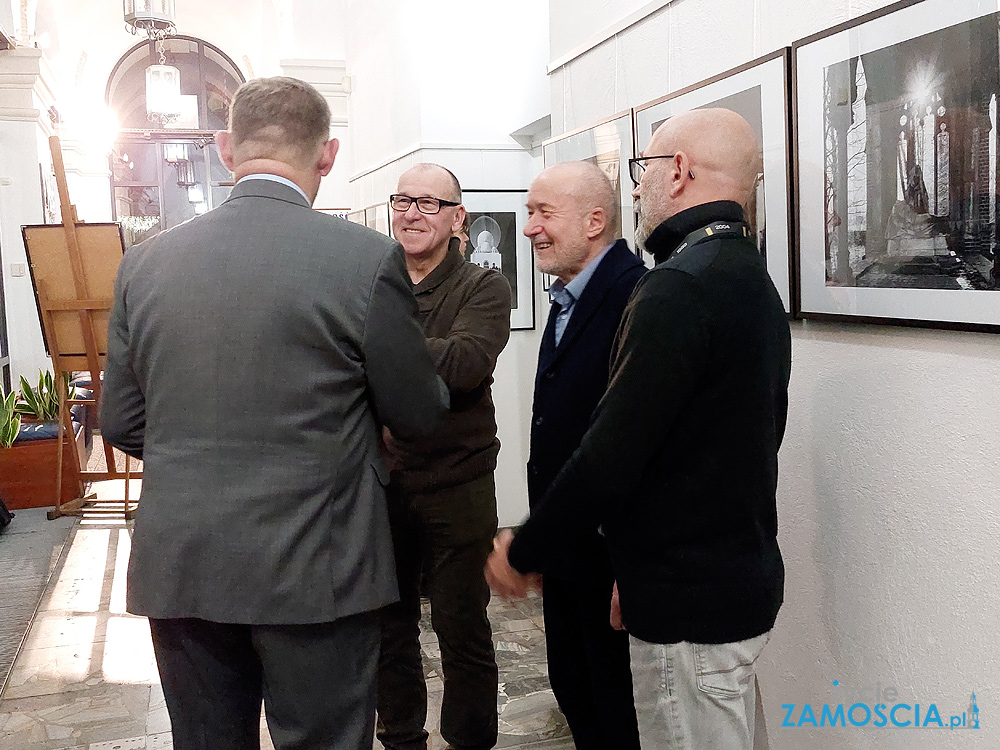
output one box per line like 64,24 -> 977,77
508,200 -> 792,645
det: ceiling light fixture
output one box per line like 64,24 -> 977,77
124,1 -> 181,127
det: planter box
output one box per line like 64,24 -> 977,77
0,429 -> 85,510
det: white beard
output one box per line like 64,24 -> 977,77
634,199 -> 651,253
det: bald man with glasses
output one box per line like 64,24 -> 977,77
376,164 -> 511,750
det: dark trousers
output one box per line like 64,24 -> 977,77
148,612 -> 378,750
377,474 -> 499,750
543,565 -> 641,750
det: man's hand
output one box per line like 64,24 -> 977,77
610,581 -> 625,631
485,529 -> 541,599
380,426 -> 404,471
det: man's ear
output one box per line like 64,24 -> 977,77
668,151 -> 693,199
215,130 -> 235,171
585,207 -> 608,240
318,138 -> 339,176
451,205 -> 467,234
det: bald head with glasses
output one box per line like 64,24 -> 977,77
630,108 -> 762,249
390,163 -> 467,283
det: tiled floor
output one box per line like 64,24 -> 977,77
0,488 -> 572,750
0,507 -> 76,693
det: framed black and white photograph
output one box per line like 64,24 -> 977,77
462,190 -> 535,330
795,0 -> 1000,331
634,50 -> 794,312
542,111 -> 636,251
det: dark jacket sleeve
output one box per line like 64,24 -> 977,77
99,253 -> 146,460
509,269 -> 711,575
425,271 -> 511,393
362,245 -> 449,440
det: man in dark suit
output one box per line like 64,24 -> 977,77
522,161 -> 645,750
100,77 -> 448,750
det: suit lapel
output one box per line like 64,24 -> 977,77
544,240 -> 639,367
538,300 -> 561,375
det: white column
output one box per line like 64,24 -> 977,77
0,47 -> 57,384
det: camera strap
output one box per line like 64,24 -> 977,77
673,221 -> 751,257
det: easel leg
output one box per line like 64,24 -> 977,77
46,372 -> 96,520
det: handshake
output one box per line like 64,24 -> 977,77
484,529 -> 625,631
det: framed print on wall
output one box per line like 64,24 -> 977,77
346,209 -> 365,226
795,0 -> 1000,332
462,190 -> 535,330
364,202 -> 392,237
634,49 -> 794,313
542,111 -> 636,252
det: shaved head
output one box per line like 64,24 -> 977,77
635,108 -> 762,247
524,160 -> 621,282
400,163 -> 462,203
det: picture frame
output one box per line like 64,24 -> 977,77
462,190 -> 535,331
346,209 -> 366,226
542,110 -> 637,253
634,49 -> 794,313
794,0 -> 1000,332
364,202 -> 392,238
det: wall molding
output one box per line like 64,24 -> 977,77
548,0 -> 677,74
349,142 -> 528,183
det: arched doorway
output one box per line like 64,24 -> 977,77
106,35 -> 245,246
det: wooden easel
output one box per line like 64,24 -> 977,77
21,136 -> 141,521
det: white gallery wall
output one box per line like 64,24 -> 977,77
344,0 -> 551,527
548,1 -> 999,748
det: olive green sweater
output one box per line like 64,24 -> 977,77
389,243 -> 511,493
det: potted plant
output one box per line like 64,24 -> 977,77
14,370 -> 72,422
0,371 -> 84,510
0,389 -> 20,449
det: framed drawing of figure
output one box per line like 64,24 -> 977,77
462,190 -> 535,330
634,50 -> 794,313
795,0 -> 1000,331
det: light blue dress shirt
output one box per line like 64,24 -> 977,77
237,173 -> 310,203
549,243 -> 613,346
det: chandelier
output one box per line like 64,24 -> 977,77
124,0 -> 176,39
124,1 -> 181,127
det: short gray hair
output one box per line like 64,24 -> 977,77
229,77 -> 330,161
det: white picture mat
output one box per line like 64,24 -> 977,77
542,114 -> 636,250
634,55 -> 792,312
796,0 -> 1000,325
462,191 -> 535,331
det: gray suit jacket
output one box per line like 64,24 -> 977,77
100,178 -> 448,624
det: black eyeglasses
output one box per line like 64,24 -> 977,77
627,155 -> 694,187
389,194 -> 461,214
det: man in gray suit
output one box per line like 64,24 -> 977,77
100,77 -> 448,750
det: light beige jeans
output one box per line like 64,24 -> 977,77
629,631 -> 770,750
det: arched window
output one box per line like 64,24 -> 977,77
106,36 -> 245,246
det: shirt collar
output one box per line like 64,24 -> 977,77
412,240 -> 467,294
237,174 -> 310,204
643,200 -> 744,265
549,242 -> 615,305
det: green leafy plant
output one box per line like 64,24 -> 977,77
15,370 -> 74,422
1,389 -> 21,448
